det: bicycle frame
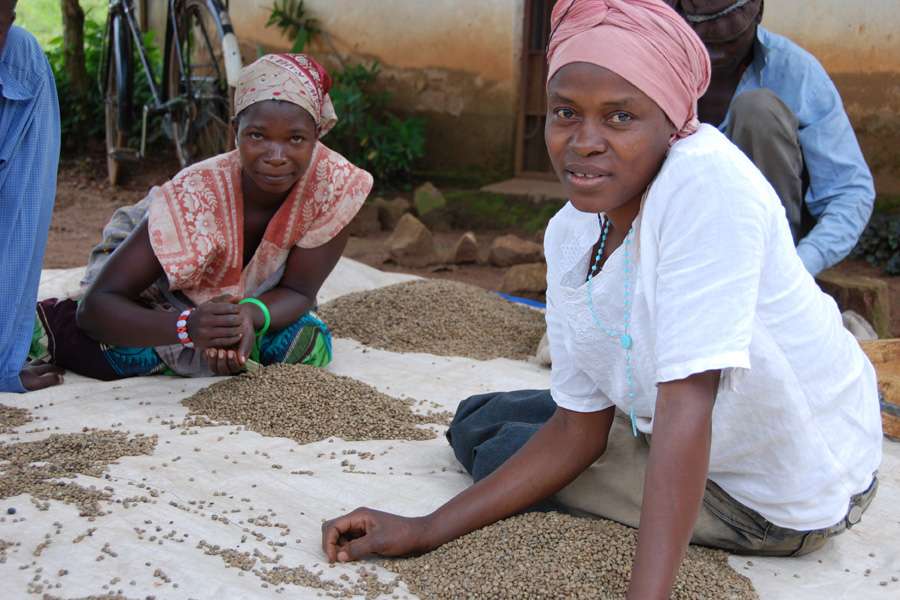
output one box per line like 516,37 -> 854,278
102,0 -> 162,109
103,0 -> 240,158
162,0 -> 242,102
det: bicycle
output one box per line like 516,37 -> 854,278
101,0 -> 243,186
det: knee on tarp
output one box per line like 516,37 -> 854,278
445,388 -> 562,512
446,388 -> 557,478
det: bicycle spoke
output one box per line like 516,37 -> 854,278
167,0 -> 234,167
192,8 -> 225,87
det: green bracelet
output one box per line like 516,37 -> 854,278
239,297 -> 271,339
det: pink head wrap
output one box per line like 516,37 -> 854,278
235,53 -> 338,137
547,0 -> 711,141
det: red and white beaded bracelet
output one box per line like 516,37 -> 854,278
176,308 -> 195,348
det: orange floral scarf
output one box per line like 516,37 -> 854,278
147,145 -> 372,305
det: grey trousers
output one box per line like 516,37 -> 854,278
557,412 -> 878,557
726,89 -> 806,243
448,390 -> 878,557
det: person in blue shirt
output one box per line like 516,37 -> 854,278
670,0 -> 875,276
0,0 -> 65,392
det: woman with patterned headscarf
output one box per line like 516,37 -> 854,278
31,54 -> 372,378
321,1 -> 881,595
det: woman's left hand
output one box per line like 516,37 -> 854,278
204,306 -> 255,375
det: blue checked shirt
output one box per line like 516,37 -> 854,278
721,26 -> 875,276
0,26 -> 61,393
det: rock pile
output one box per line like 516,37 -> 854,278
499,262 -> 547,294
450,231 -> 479,264
346,202 -> 381,237
489,234 -> 544,267
385,213 -> 438,267
373,196 -> 411,230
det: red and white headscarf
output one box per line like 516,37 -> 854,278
547,0 -> 711,141
234,53 -> 338,137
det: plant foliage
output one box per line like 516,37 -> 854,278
266,0 -> 320,52
327,62 -> 426,189
45,9 -> 162,147
45,11 -> 105,142
851,213 -> 900,275
264,2 -> 426,189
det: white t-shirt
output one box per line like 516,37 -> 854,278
545,124 -> 882,531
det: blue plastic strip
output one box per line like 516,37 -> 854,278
495,293 -> 546,310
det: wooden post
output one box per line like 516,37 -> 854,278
61,0 -> 90,145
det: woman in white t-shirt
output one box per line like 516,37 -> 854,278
321,1 -> 882,596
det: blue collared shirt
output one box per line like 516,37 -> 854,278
720,26 -> 875,276
0,26 -> 61,393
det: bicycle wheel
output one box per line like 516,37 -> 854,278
166,0 -> 234,168
104,12 -> 133,186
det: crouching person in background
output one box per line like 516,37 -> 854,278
31,54 -> 372,379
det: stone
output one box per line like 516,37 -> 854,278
385,213 -> 437,267
374,196 -> 411,230
489,234 -> 544,267
413,182 -> 446,217
346,202 -> 381,237
450,232 -> 479,264
499,262 -> 547,295
817,270 -> 891,338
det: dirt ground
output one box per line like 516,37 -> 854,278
44,154 -> 180,269
45,155 -> 900,335
44,154 -> 523,292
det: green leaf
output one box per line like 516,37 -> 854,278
291,29 -> 309,52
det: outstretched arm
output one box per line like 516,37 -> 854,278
322,405 -> 615,562
627,370 -> 719,600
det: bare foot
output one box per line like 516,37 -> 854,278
19,360 -> 64,391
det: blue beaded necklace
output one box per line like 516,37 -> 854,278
586,215 -> 639,437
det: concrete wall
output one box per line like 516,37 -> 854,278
149,0 -> 525,179
762,0 -> 900,196
148,0 -> 900,193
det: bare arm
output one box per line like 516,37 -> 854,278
76,221 -> 200,347
627,370 -> 719,600
78,220 -> 348,370
322,405 -> 615,561
239,227 -> 350,332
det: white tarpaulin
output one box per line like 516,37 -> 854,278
1,258 -> 897,599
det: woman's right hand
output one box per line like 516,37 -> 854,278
321,508 -> 433,563
187,295 -> 245,350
